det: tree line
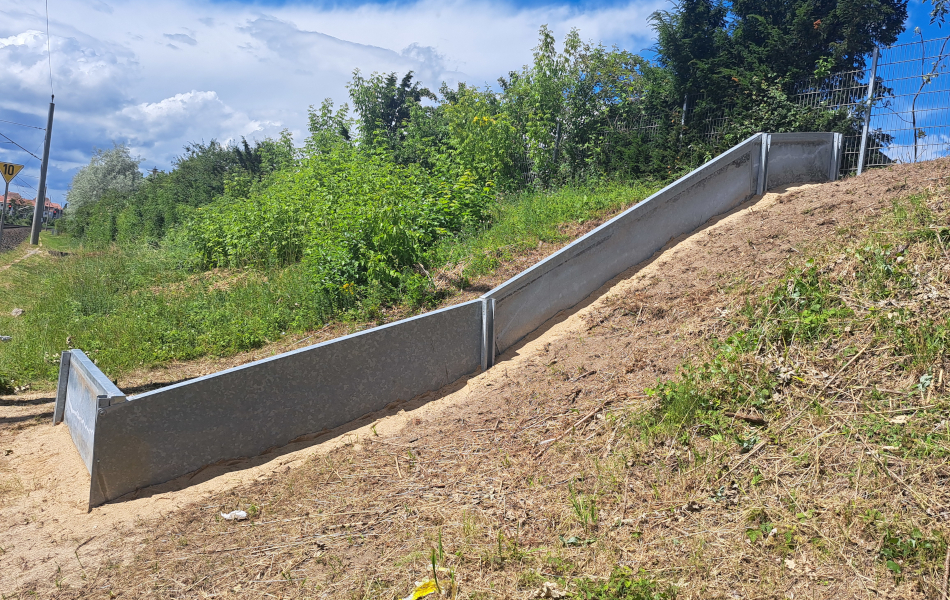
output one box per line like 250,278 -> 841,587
62,0 -> 913,302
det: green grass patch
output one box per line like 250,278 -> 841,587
432,179 -> 662,280
573,567 -> 676,599
39,230 -> 79,252
0,179 -> 660,388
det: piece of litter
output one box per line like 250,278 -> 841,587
0,336 -> 11,343
889,414 -> 911,425
220,510 -> 248,521
10,308 -> 23,317
402,579 -> 439,600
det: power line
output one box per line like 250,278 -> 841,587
13,178 -> 38,193
0,132 -> 41,160
0,118 -> 45,130
45,0 -> 54,96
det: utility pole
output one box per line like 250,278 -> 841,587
31,96 -> 55,245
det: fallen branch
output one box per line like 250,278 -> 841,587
535,398 -> 614,459
716,405 -> 811,483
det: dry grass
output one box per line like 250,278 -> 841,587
9,161 -> 950,600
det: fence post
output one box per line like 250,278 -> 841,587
857,46 -> 880,175
679,95 -> 688,141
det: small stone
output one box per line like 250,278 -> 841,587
10,308 -> 23,317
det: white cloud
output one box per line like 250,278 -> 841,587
0,0 -> 663,203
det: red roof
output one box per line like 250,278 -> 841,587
2,194 -> 59,210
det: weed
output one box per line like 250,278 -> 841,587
573,567 -> 676,599
870,524 -> 946,580
568,483 -> 598,529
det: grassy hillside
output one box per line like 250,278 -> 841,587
0,180 -> 659,390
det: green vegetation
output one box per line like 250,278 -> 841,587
630,190 -> 950,586
12,4 -> 911,388
644,192 -> 950,441
574,568 -> 676,600
0,180 -> 657,387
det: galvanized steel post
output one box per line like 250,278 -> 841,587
857,47 -> 880,175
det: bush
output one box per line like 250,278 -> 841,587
182,144 -> 494,303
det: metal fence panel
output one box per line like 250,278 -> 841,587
766,133 -> 843,188
58,349 -> 126,474
865,37 -> 950,169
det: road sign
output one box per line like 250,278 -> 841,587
0,162 -> 24,184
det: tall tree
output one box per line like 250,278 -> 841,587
652,0 -> 908,99
65,144 -> 143,213
348,70 -> 436,154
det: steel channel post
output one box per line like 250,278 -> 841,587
857,47 -> 880,175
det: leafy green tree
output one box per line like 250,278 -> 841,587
500,27 -> 655,183
64,144 -> 143,213
652,0 -> 908,99
929,0 -> 948,25
306,99 -> 354,156
348,70 -> 436,155
438,83 -> 518,187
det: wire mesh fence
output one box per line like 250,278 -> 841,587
868,36 -> 950,171
508,35 -> 950,188
792,68 -> 870,175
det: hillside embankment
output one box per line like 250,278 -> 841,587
2,159 -> 950,599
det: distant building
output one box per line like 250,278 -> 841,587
1,193 -> 62,220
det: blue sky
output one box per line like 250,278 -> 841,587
0,0 -> 945,205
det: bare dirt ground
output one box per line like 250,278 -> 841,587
2,160 -> 949,599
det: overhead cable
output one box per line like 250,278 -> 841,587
0,132 -> 42,161
0,119 -> 45,131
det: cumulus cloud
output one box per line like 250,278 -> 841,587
0,0 -> 663,202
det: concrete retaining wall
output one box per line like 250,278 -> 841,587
483,133 -> 768,356
56,131 -> 843,509
60,300 -> 486,508
765,132 -> 843,189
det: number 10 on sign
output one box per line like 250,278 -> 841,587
1,161 -> 26,245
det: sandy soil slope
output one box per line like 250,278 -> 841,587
2,159 -> 948,598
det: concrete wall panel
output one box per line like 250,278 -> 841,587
484,133 -> 765,355
87,300 -> 484,507
59,350 -> 125,475
766,132 -> 841,188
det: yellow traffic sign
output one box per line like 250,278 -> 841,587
0,162 -> 24,184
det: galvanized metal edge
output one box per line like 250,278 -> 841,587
53,350 -> 71,425
479,132 -> 767,305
